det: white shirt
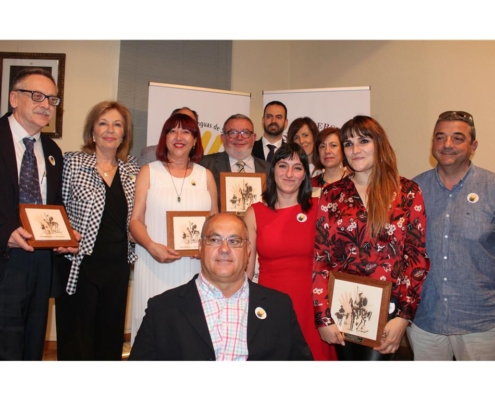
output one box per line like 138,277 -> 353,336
261,136 -> 283,159
9,114 -> 47,204
228,154 -> 255,173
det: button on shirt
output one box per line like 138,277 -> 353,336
196,273 -> 249,361
9,115 -> 47,204
413,164 -> 495,335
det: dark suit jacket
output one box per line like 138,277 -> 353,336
251,138 -> 285,161
0,113 -> 64,261
251,139 -> 265,160
129,277 -> 313,361
199,151 -> 270,210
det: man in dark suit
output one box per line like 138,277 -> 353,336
129,213 -> 312,361
252,101 -> 288,162
200,114 -> 270,210
0,68 -> 70,360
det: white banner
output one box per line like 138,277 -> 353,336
147,82 -> 251,155
263,86 -> 371,135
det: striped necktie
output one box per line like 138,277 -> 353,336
236,160 -> 246,173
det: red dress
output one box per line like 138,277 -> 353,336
252,200 -> 337,361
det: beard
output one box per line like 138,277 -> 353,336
263,122 -> 285,137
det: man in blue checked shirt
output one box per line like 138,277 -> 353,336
407,111 -> 495,361
130,212 -> 312,361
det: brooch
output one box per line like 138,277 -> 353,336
467,193 -> 479,203
255,307 -> 267,320
296,213 -> 307,222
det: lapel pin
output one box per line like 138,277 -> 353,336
255,307 -> 267,320
129,174 -> 136,182
296,213 -> 307,223
48,155 -> 56,166
467,193 -> 479,203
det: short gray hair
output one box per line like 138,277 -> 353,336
222,114 -> 254,134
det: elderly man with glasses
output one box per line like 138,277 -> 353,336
200,114 -> 270,211
0,68 -> 77,360
407,111 -> 495,361
129,212 -> 312,361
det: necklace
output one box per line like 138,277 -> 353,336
97,162 -> 117,177
166,162 -> 188,203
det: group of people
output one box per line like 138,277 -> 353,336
0,68 -> 493,362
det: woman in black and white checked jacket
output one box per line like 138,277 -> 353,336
54,101 -> 139,360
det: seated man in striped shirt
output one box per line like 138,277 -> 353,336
129,212 -> 312,361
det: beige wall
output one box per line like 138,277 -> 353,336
232,40 -> 495,179
0,40 -> 120,153
2,40 -> 494,178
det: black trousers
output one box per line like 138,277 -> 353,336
335,341 -> 394,361
55,255 -> 130,361
0,249 -> 52,360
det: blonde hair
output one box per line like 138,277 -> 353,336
81,101 -> 133,161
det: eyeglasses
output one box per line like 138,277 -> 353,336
16,89 -> 61,106
202,235 -> 249,248
438,111 -> 474,125
224,130 -> 254,139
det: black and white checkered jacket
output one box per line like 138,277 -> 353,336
62,151 -> 140,294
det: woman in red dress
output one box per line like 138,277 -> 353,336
245,143 -> 337,360
313,116 -> 430,360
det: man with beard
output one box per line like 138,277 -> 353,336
407,111 -> 495,361
252,101 -> 288,162
200,114 -> 270,210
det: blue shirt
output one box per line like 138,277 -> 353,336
413,164 -> 495,334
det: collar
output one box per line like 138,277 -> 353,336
228,154 -> 255,171
9,114 -> 41,143
196,272 -> 249,300
434,162 -> 474,190
262,136 -> 283,149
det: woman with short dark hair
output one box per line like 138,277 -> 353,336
245,143 -> 337,360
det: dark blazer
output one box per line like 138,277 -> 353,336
199,151 -> 270,210
251,138 -> 285,161
251,139 -> 266,160
0,113 -> 63,359
129,276 -> 313,361
0,113 -> 63,260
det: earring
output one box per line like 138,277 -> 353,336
92,136 -> 95,142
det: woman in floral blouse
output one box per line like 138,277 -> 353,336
313,115 -> 430,360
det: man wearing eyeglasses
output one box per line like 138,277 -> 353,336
129,212 -> 312,360
407,111 -> 495,361
0,68 -> 66,360
200,114 -> 270,210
